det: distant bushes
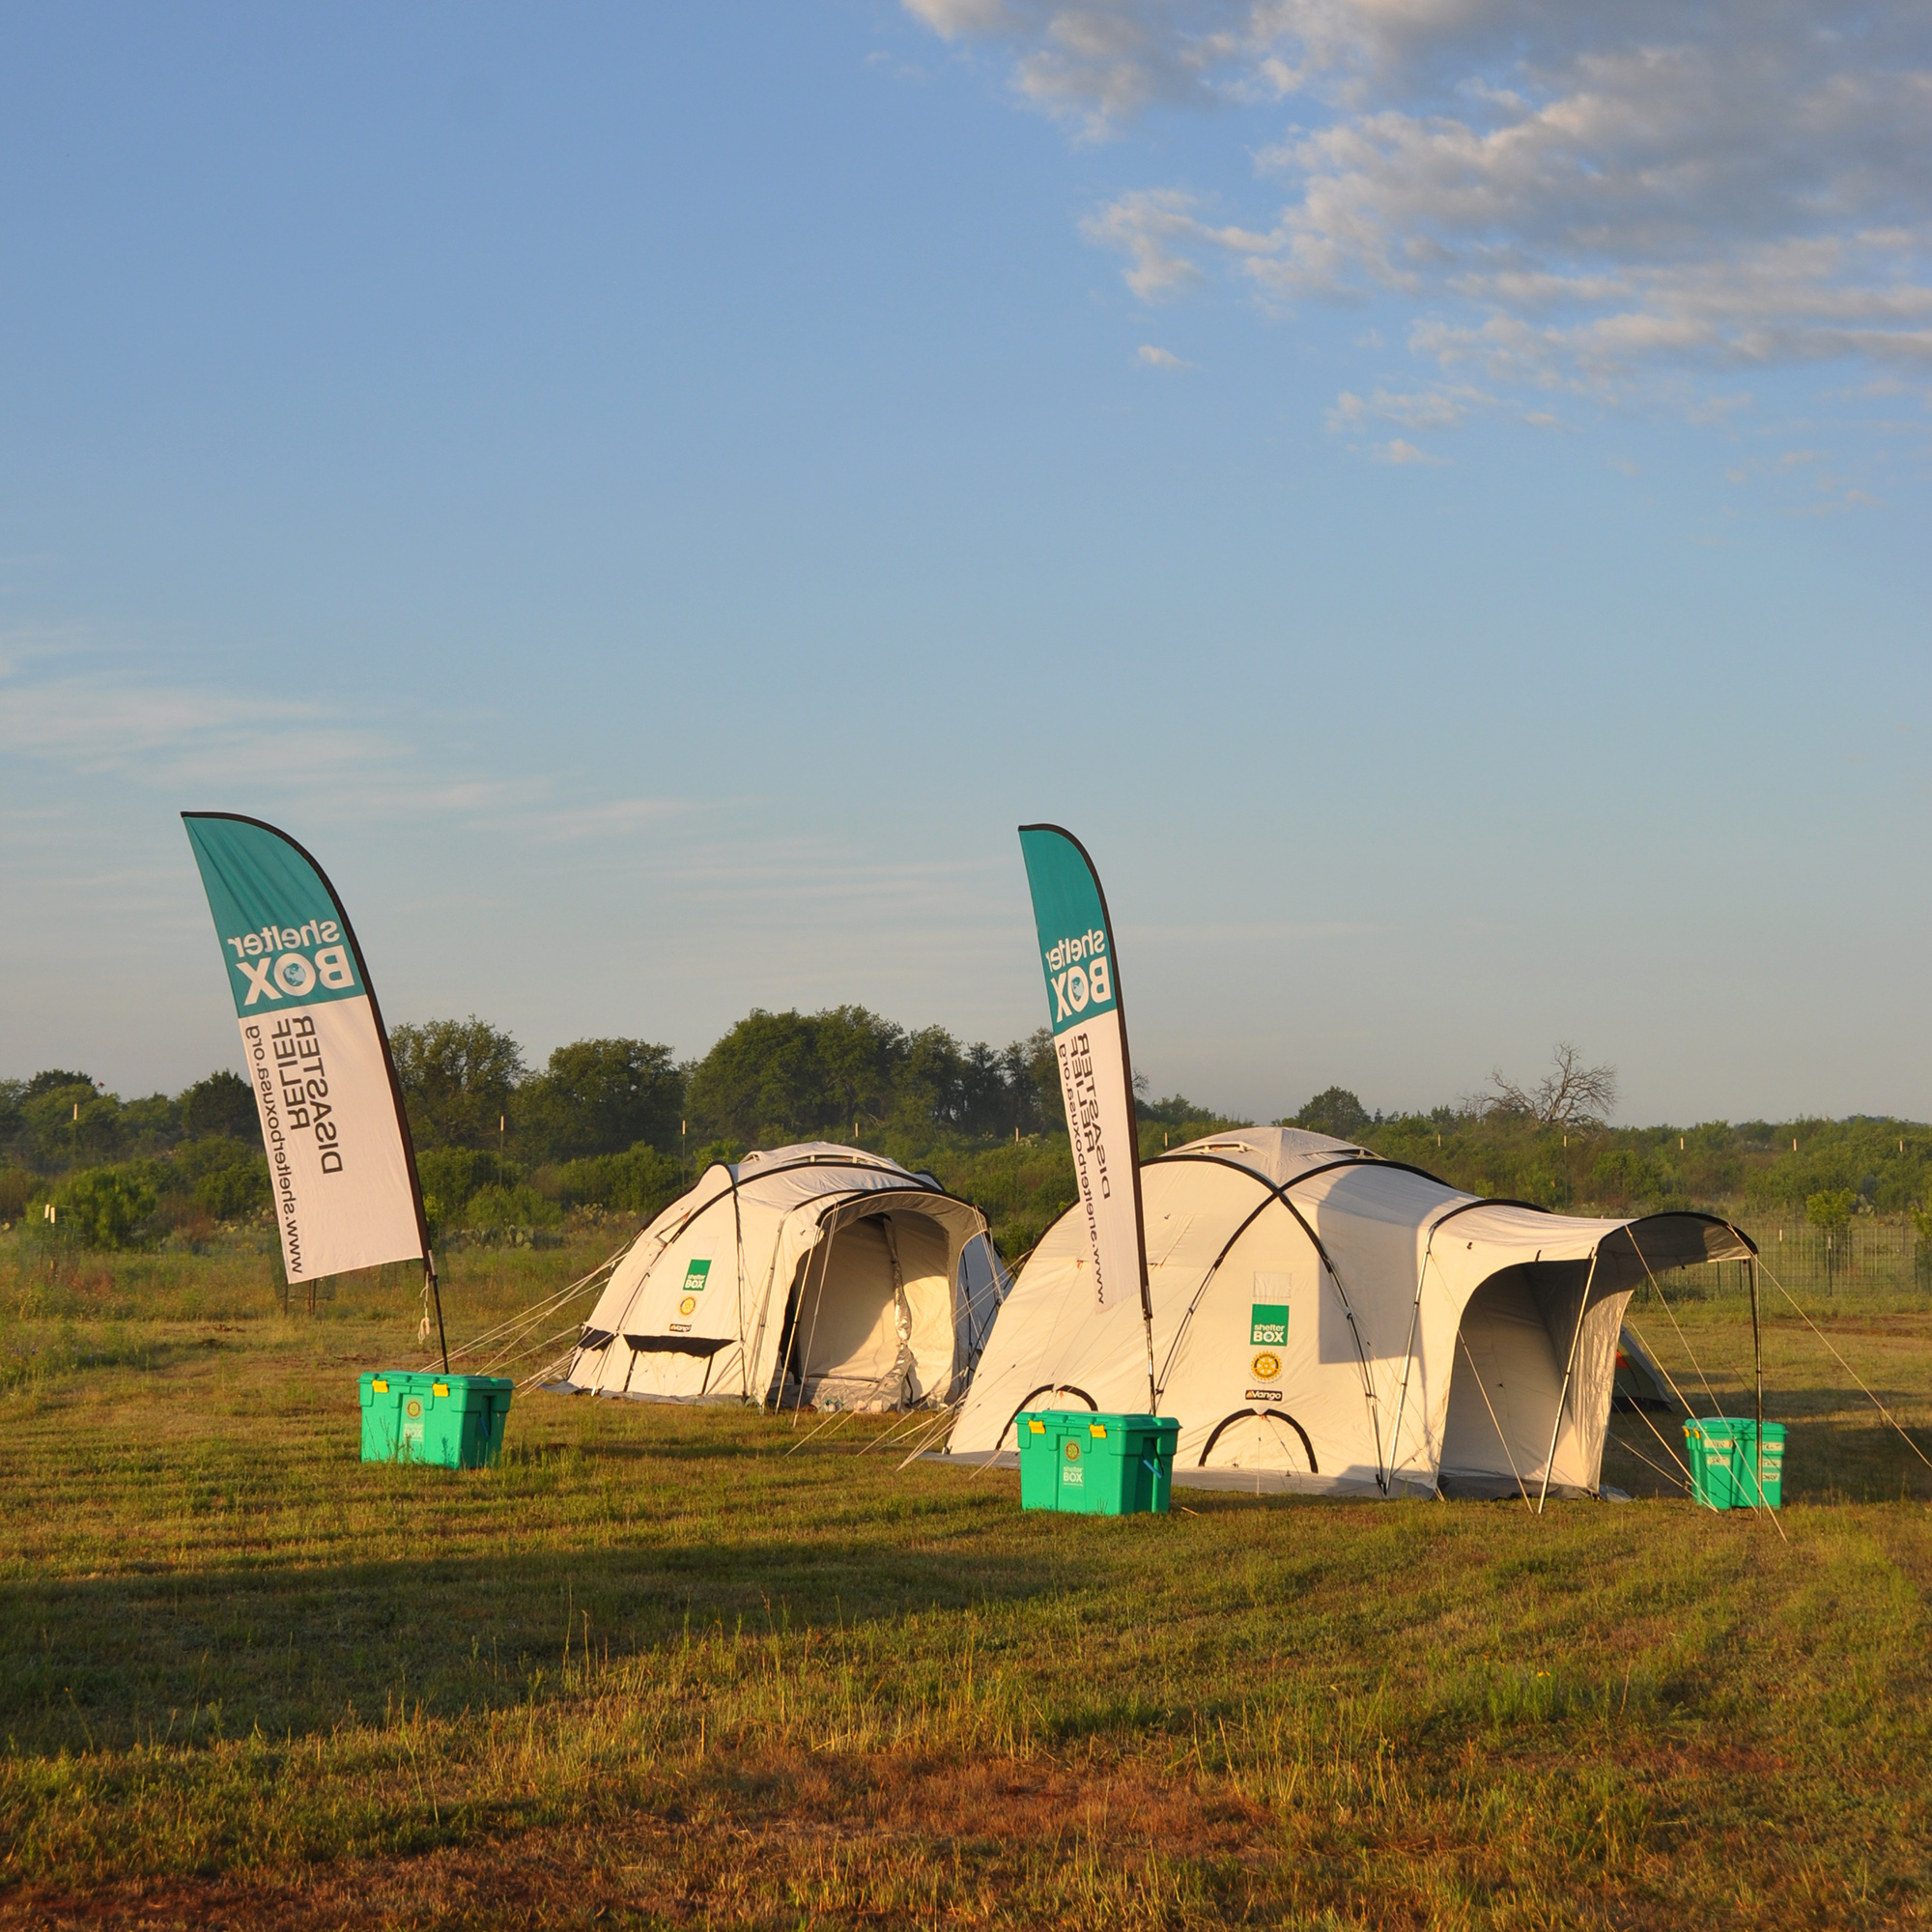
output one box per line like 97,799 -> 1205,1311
0,1167 -> 33,1222
549,1146 -> 683,1216
1285,1091 -> 1931,1220
18,1011 -> 1932,1257
52,1168 -> 157,1247
7,1141 -> 270,1249
413,1141 -> 685,1241
462,1183 -> 561,1234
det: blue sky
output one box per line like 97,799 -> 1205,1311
3,1 -> 1929,1125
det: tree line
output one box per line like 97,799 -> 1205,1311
8,1024 -> 1932,1255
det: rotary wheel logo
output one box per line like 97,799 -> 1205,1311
406,1398 -> 422,1417
678,1295 -> 697,1316
1250,1351 -> 1281,1381
1064,1440 -> 1081,1461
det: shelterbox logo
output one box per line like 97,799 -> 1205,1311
1250,1304 -> 1289,1347
1041,926 -> 1114,1026
222,919 -> 358,1006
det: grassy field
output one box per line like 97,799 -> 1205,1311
3,1236 -> 1931,1929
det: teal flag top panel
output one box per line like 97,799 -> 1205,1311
1019,825 -> 1120,1038
183,814 -> 366,1016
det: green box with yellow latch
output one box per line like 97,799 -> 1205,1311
1684,1417 -> 1785,1511
1016,1411 -> 1179,1515
358,1371 -> 513,1468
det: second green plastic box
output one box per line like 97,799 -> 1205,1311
1684,1417 -> 1784,1510
359,1371 -> 513,1468
1016,1411 -> 1179,1516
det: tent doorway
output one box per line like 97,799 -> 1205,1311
773,1208 -> 952,1411
1439,1259 -> 1618,1498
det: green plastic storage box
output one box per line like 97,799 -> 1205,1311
359,1371 -> 513,1468
1016,1411 -> 1179,1516
1684,1417 -> 1784,1511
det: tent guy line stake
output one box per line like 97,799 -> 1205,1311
430,1247 -> 627,1369
1621,1303 -> 1788,1542
1537,1245 -> 1599,1515
895,1406 -> 964,1470
1625,1226 -> 1744,1423
860,1392 -> 960,1456
1622,1395 -> 1696,1487
480,1318 -> 601,1377
1755,1255 -> 1932,1474
469,1284 -> 617,1372
1618,1311 -> 1701,1425
1625,1230 -> 1782,1535
1606,1429 -> 1690,1494
785,1402 -> 862,1457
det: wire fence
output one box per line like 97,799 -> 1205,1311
1643,1214 -> 1932,1302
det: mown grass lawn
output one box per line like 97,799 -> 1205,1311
2,1238 -> 1929,1929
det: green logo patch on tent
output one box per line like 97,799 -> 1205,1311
683,1259 -> 712,1293
1250,1303 -> 1289,1347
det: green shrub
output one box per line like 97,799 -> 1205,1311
416,1148 -> 513,1218
462,1182 -> 561,1233
0,1166 -> 34,1221
52,1167 -> 158,1247
1806,1188 -> 1858,1235
193,1163 -> 269,1220
171,1137 -> 270,1221
548,1144 -> 684,1217
1588,1147 -> 1662,1206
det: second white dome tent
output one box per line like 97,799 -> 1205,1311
560,1143 -> 1009,1411
950,1125 -> 1751,1499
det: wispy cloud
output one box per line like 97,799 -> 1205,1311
912,1 -> 1932,418
0,647 -> 684,829
1373,438 -> 1447,467
520,797 -> 691,842
1136,343 -> 1190,368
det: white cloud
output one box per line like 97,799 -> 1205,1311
904,0 -> 1272,136
0,654 -> 614,823
1080,189 -> 1269,298
1373,438 -> 1447,466
1136,342 -> 1190,367
521,798 -> 690,842
1326,382 -> 1491,431
910,1 -> 1932,409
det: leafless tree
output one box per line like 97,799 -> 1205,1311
1481,1042 -> 1617,1128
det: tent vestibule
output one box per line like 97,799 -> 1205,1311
950,1127 -> 1750,1498
560,1144 -> 1009,1411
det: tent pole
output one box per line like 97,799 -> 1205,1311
1386,1229 -> 1440,1492
1748,1252 -> 1765,1506
426,1251 -> 448,1375
1537,1245 -> 1600,1516
790,1219 -> 835,1426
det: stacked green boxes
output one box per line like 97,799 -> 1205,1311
1684,1417 -> 1785,1510
1016,1411 -> 1179,1516
359,1371 -> 514,1468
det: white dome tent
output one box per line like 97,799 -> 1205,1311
949,1127 -> 1752,1499
558,1144 -> 1009,1411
